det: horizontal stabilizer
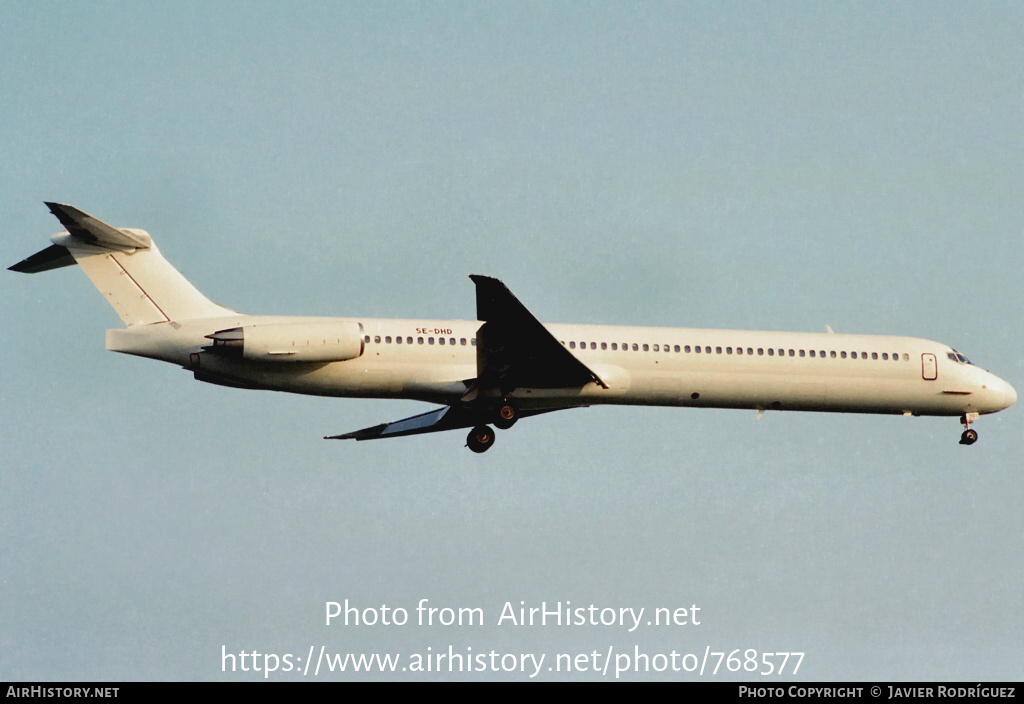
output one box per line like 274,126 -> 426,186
45,202 -> 151,249
8,244 -> 76,273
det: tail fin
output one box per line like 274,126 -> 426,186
10,203 -> 236,326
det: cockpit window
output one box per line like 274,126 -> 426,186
948,349 -> 973,365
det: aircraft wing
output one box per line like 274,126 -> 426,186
326,405 -> 564,441
329,276 -> 598,442
469,275 -> 606,396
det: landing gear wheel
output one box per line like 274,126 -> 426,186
959,412 -> 980,446
493,402 -> 519,430
467,425 -> 496,453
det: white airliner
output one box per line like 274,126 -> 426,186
11,204 -> 1016,452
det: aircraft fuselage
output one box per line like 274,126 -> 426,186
106,314 -> 1016,418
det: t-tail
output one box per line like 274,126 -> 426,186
10,203 -> 235,325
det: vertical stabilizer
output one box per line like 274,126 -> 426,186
10,203 -> 237,326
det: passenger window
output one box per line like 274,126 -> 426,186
841,351 -> 847,358
809,350 -> 815,357
591,342 -> 596,350
570,341 -> 576,349
872,352 -> 878,360
471,339 -> 477,346
460,338 -> 467,345
450,338 -> 456,346
747,348 -> 754,355
653,344 -> 659,352
601,342 -> 607,350
716,347 -> 722,354
799,350 -> 805,357
675,345 -> 681,352
364,335 -> 371,343
417,337 -> 424,344
726,347 -> 732,354
643,344 -> 649,352
611,343 -> 618,350
438,337 -> 445,345
373,335 -> 381,343
788,349 -> 795,357
385,336 -> 392,344
768,349 -> 774,356
830,351 -> 836,358
396,336 -> 403,344
851,352 -> 857,359
695,346 -> 701,354
632,343 -> 639,351
736,347 -> 743,355
684,345 -> 691,353
758,348 -> 764,355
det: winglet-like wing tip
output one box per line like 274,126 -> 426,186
469,274 -> 504,285
324,432 -> 361,440
325,422 -> 389,440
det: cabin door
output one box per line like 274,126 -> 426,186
921,353 -> 937,381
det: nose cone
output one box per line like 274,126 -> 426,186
982,374 -> 1017,412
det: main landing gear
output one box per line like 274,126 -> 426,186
493,401 -> 519,430
465,401 -> 520,453
959,412 -> 979,446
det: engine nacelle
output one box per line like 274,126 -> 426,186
204,321 -> 364,363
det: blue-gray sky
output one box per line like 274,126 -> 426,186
2,1 -> 1021,681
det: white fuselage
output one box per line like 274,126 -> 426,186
106,314 -> 1017,418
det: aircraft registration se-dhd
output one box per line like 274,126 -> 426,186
11,203 -> 1016,453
